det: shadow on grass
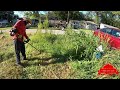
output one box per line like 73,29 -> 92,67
27,57 -> 53,61
22,56 -> 67,67
22,57 -> 54,67
22,45 -> 91,67
23,47 -> 87,67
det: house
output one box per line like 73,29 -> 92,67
67,20 -> 81,29
31,19 -> 39,26
67,20 -> 98,30
49,20 -> 67,28
0,20 -> 9,27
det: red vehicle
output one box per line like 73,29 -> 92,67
94,27 -> 120,49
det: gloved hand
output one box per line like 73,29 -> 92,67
9,28 -> 17,36
27,38 -> 30,42
24,38 -> 30,44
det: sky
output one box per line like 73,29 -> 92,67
14,11 -> 88,17
14,11 -> 24,17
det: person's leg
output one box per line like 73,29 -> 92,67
14,39 -> 21,64
20,41 -> 27,60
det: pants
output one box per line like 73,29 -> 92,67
14,39 -> 26,64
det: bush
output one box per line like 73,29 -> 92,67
27,29 -> 109,62
38,22 -> 43,30
43,16 -> 49,29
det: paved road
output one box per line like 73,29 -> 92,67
2,29 -> 66,35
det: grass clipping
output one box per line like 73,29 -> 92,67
0,60 -> 23,79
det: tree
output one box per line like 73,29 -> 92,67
83,11 -> 94,21
90,11 -> 104,24
67,11 -> 69,23
0,11 -> 14,23
24,11 -> 40,20
100,11 -> 120,28
23,11 -> 49,24
48,11 -> 59,20
112,11 -> 120,15
53,11 -> 85,21
24,11 -> 33,18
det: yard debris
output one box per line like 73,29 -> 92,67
95,45 -> 104,59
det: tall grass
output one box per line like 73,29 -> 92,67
27,29 -> 109,62
1,29 -> 120,79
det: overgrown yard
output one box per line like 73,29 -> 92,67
0,29 -> 120,79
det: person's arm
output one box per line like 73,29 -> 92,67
24,31 -> 30,43
24,31 -> 29,39
10,20 -> 21,36
13,20 -> 21,29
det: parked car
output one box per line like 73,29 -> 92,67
94,27 -> 120,49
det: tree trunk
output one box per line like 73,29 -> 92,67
95,11 -> 99,24
67,11 -> 69,23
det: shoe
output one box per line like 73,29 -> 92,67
23,57 -> 27,60
23,58 -> 27,60
16,63 -> 23,67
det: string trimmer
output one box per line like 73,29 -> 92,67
24,40 -> 42,54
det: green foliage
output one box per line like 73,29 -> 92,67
28,29 -> 109,62
112,11 -> 120,15
24,11 -> 40,20
38,22 -> 43,30
53,11 -> 85,20
1,30 -> 120,79
69,49 -> 120,79
22,66 -> 42,79
43,16 -> 49,29
0,11 -> 14,23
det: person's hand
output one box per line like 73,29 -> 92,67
24,38 -> 30,44
27,38 -> 30,42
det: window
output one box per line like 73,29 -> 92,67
101,28 -> 112,35
105,28 -> 112,34
112,29 -> 120,37
101,28 -> 106,33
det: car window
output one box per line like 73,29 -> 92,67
112,29 -> 120,37
101,28 -> 112,35
101,28 -> 106,33
105,28 -> 112,34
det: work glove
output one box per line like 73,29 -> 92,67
24,38 -> 30,44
